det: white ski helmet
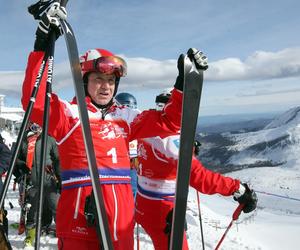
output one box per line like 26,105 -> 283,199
79,48 -> 127,96
155,88 -> 172,110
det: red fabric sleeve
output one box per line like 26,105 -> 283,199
129,89 -> 182,140
190,157 -> 240,196
21,51 -> 70,140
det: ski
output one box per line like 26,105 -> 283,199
60,19 -> 113,249
41,225 -> 56,237
17,174 -> 27,235
169,56 -> 205,250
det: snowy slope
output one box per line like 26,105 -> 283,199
3,106 -> 300,249
6,182 -> 58,250
5,162 -> 300,250
226,106 -> 300,168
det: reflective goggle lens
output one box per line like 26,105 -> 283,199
96,56 -> 127,77
81,56 -> 127,77
123,102 -> 137,109
156,103 -> 165,111
30,123 -> 41,133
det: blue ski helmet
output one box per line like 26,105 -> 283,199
115,92 -> 137,109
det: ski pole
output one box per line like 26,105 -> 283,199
34,29 -> 56,249
33,0 -> 68,247
215,203 -> 244,250
0,47 -> 50,210
18,174 -> 27,235
136,223 -> 140,250
256,190 -> 300,202
196,191 -> 205,250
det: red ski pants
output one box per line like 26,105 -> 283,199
135,194 -> 188,250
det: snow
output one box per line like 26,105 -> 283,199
0,107 -> 24,114
5,163 -> 300,250
0,113 -> 23,122
2,107 -> 300,249
5,182 -> 58,250
265,106 -> 300,129
1,130 -> 17,149
226,106 -> 300,167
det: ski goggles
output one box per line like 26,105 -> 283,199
81,56 -> 127,77
120,102 -> 137,109
156,102 -> 165,111
30,123 -> 41,133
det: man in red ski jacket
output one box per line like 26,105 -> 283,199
135,90 -> 258,250
21,1 -> 209,249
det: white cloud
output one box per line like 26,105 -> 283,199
121,56 -> 177,89
1,47 -> 300,100
207,47 -> 300,81
0,71 -> 24,97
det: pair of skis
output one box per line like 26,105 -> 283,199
43,4 -> 245,250
0,1 -> 205,249
62,19 -> 206,249
51,11 -> 207,249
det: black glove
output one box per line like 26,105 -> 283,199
174,54 -> 185,91
13,162 -> 30,182
234,183 -> 258,213
194,140 -> 201,156
164,208 -> 173,235
164,208 -> 188,235
28,1 -> 67,51
28,0 -> 57,20
84,193 -> 97,227
164,209 -> 188,248
174,48 -> 208,91
187,48 -> 208,71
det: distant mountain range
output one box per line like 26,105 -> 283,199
197,106 -> 300,173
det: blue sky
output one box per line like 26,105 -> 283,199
0,0 -> 300,116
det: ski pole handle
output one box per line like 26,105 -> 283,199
215,203 -> 244,250
232,203 -> 244,221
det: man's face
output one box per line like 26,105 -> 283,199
87,72 -> 116,106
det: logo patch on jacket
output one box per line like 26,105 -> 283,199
98,122 -> 126,140
173,138 -> 180,149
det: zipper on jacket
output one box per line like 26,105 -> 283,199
73,187 -> 82,219
112,184 -> 118,241
101,107 -> 111,120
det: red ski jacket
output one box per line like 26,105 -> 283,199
135,134 -> 240,249
21,51 -> 183,246
136,134 -> 240,201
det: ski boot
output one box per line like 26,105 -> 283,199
24,227 -> 35,247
